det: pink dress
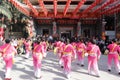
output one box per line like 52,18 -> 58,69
76,42 -> 86,65
58,42 -> 66,66
41,41 -> 47,57
53,41 -> 61,57
0,43 -> 17,78
86,43 -> 101,76
61,44 -> 76,78
24,40 -> 31,58
32,43 -> 44,78
107,43 -> 120,73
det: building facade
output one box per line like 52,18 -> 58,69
34,18 -> 101,39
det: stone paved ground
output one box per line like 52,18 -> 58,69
0,51 -> 120,80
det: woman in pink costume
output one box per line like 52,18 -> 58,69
71,42 -> 77,51
57,42 -> 66,67
32,40 -> 44,79
53,41 -> 61,56
76,39 -> 86,66
0,39 -> 17,80
61,43 -> 76,79
86,39 -> 101,77
41,38 -> 48,57
24,39 -> 31,59
53,41 -> 63,64
107,39 -> 120,74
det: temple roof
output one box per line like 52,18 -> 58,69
8,0 -> 120,19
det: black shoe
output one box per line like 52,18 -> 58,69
4,74 -> 5,77
61,66 -> 64,68
24,57 -> 28,59
118,72 -> 120,75
96,75 -> 100,78
81,64 -> 84,67
108,69 -> 111,72
35,76 -> 42,79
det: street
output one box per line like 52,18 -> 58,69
0,51 -> 120,80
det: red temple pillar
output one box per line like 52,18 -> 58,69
53,21 -> 57,34
77,22 -> 81,37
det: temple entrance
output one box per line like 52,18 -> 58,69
59,27 -> 73,39
83,29 -> 90,38
61,31 -> 71,39
43,29 -> 49,36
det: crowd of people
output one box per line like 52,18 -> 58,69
0,36 -> 120,80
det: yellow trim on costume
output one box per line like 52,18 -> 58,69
111,44 -> 117,52
88,46 -> 95,55
3,44 -> 10,53
33,45 -> 39,53
63,52 -> 72,55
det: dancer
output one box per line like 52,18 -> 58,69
76,39 -> 86,66
58,41 -> 66,68
107,39 -> 120,75
54,40 -> 66,68
41,38 -> 48,57
61,43 -> 76,79
24,39 -> 32,59
32,40 -> 44,79
53,40 -> 61,56
53,41 -> 61,61
0,39 -> 17,80
86,39 -> 101,77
